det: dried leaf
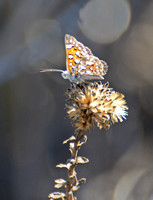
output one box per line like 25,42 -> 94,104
56,163 -> 67,168
63,136 -> 76,144
54,183 -> 64,189
70,142 -> 75,149
78,178 -> 86,185
48,192 -> 66,199
54,179 -> 66,188
76,156 -> 89,164
72,185 -> 80,191
69,142 -> 75,154
66,158 -> 75,164
55,179 -> 66,184
56,163 -> 72,170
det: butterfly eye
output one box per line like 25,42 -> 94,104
61,71 -> 68,79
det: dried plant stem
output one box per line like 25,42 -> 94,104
65,132 -> 86,200
49,132 -> 88,200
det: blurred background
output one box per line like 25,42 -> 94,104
0,0 -> 153,199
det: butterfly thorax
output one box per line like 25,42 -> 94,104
61,71 -> 84,83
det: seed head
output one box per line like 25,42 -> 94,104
66,82 -> 128,133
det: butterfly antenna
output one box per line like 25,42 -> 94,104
40,68 -> 64,73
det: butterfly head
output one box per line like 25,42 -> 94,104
61,71 -> 69,79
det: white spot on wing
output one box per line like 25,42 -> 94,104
86,61 -> 93,65
80,65 -> 86,70
78,46 -> 82,50
75,51 -> 79,56
89,57 -> 94,61
81,51 -> 86,56
68,54 -> 73,59
75,59 -> 80,64
86,70 -> 92,74
66,44 -> 72,49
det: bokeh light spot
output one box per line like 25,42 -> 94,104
78,0 -> 131,44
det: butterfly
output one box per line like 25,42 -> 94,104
40,34 -> 108,83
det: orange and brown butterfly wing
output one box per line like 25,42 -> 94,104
77,56 -> 108,80
65,34 -> 108,79
65,34 -> 88,74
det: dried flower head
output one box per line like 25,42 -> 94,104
66,82 -> 128,133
